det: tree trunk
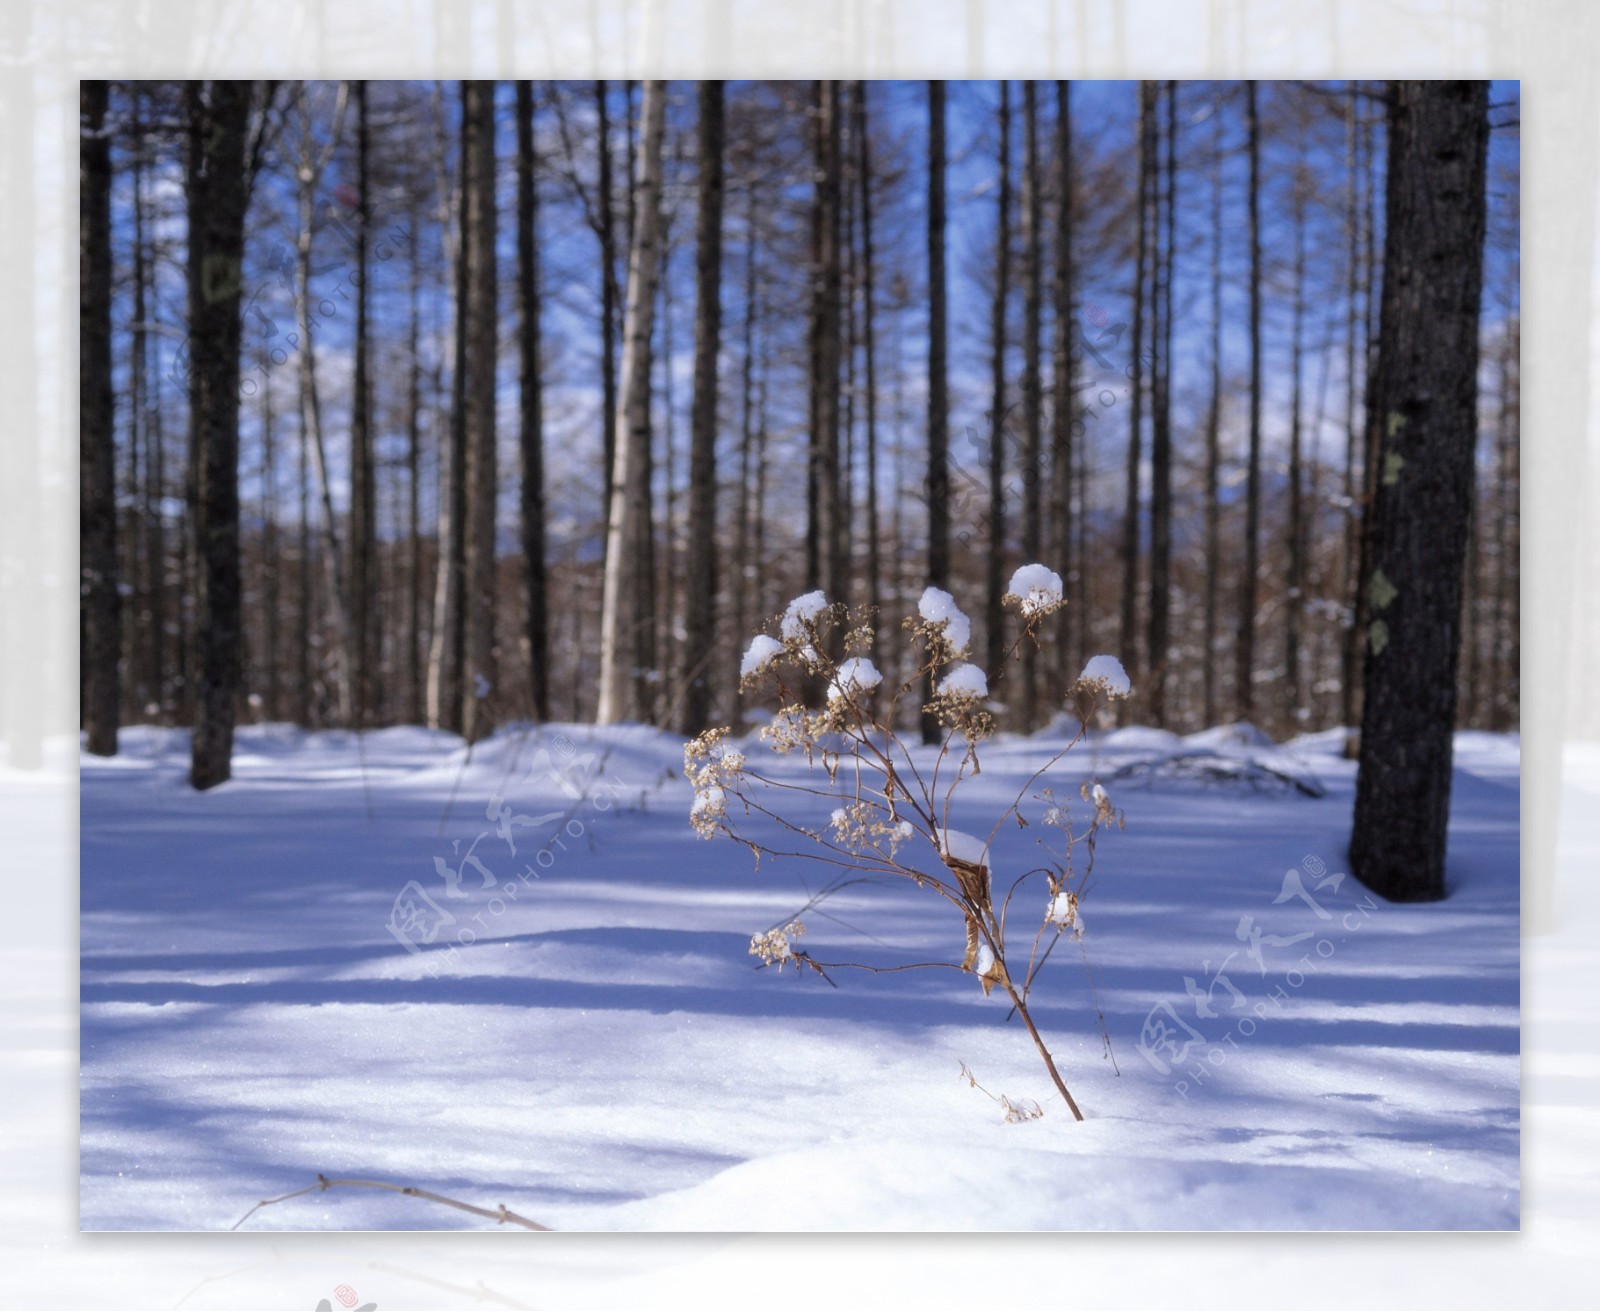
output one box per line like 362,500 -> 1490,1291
806,81 -> 844,605
1120,82 -> 1152,684
1147,81 -> 1175,727
985,82 -> 1011,681
405,211 -> 425,724
260,348 -> 281,722
597,81 -> 620,573
514,81 -> 550,723
130,88 -> 162,722
1237,79 -> 1262,723
681,80 -> 725,736
294,84 -> 354,727
1202,88 -> 1224,729
81,80 -> 120,756
187,80 -> 254,790
597,79 -> 667,725
1285,163 -> 1309,730
1050,80 -> 1077,696
297,349 -> 314,724
922,80 -> 950,745
657,212 -> 677,722
1340,89 -> 1364,734
856,82 -> 882,654
428,88 -> 469,733
350,80 -> 377,726
734,177 -> 760,657
1493,304 -> 1519,731
1020,80 -> 1044,729
460,79 -> 499,744
1349,80 -> 1490,902
1348,106 -> 1384,752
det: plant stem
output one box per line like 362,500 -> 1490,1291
1006,981 -> 1085,1121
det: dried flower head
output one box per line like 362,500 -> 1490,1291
749,919 -> 806,968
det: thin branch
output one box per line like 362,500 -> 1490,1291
232,1173 -> 552,1232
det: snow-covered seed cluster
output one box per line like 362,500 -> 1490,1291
684,728 -> 747,838
936,661 -> 988,701
1004,563 -> 1066,618
1076,653 -> 1132,700
749,920 -> 805,967
739,634 -> 784,682
779,590 -> 830,641
1048,888 -> 1085,939
927,663 -> 996,741
760,703 -> 827,755
828,656 -> 883,706
1083,779 -> 1118,828
914,586 -> 973,657
828,801 -> 916,855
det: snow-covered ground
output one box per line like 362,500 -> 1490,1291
79,719 -> 1520,1232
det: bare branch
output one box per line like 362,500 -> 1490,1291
232,1173 -> 552,1232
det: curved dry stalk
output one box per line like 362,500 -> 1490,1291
706,591 -> 1123,1122
231,1173 -> 551,1232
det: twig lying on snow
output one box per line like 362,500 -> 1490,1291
231,1173 -> 552,1232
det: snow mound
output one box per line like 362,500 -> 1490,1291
1186,722 -> 1273,750
1100,726 -> 1184,753
918,587 -> 972,654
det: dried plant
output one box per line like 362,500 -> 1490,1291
686,567 -> 1129,1121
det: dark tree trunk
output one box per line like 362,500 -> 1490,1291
1147,81 -> 1175,727
260,350 -> 280,722
460,79 -> 499,744
1019,80 -> 1044,728
1049,80 -> 1076,694
985,82 -> 1011,681
1493,308 -> 1519,731
186,80 -> 254,790
350,80 -> 377,726
657,211 -> 678,715
405,213 -> 424,724
734,178 -> 760,658
515,81 -> 550,722
681,80 -> 725,736
1121,81 -> 1152,683
806,80 -> 844,603
1349,80 -> 1490,903
297,352 -> 314,724
1202,87 -> 1224,729
1340,89 -> 1364,734
1237,79 -> 1262,723
922,80 -> 950,745
130,88 -> 163,722
142,153 -> 168,721
597,81 -> 620,570
81,80 -> 120,756
294,84 -> 353,726
856,82 -> 882,652
1348,107 -> 1384,752
428,89 -> 469,733
1285,164 -> 1309,729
